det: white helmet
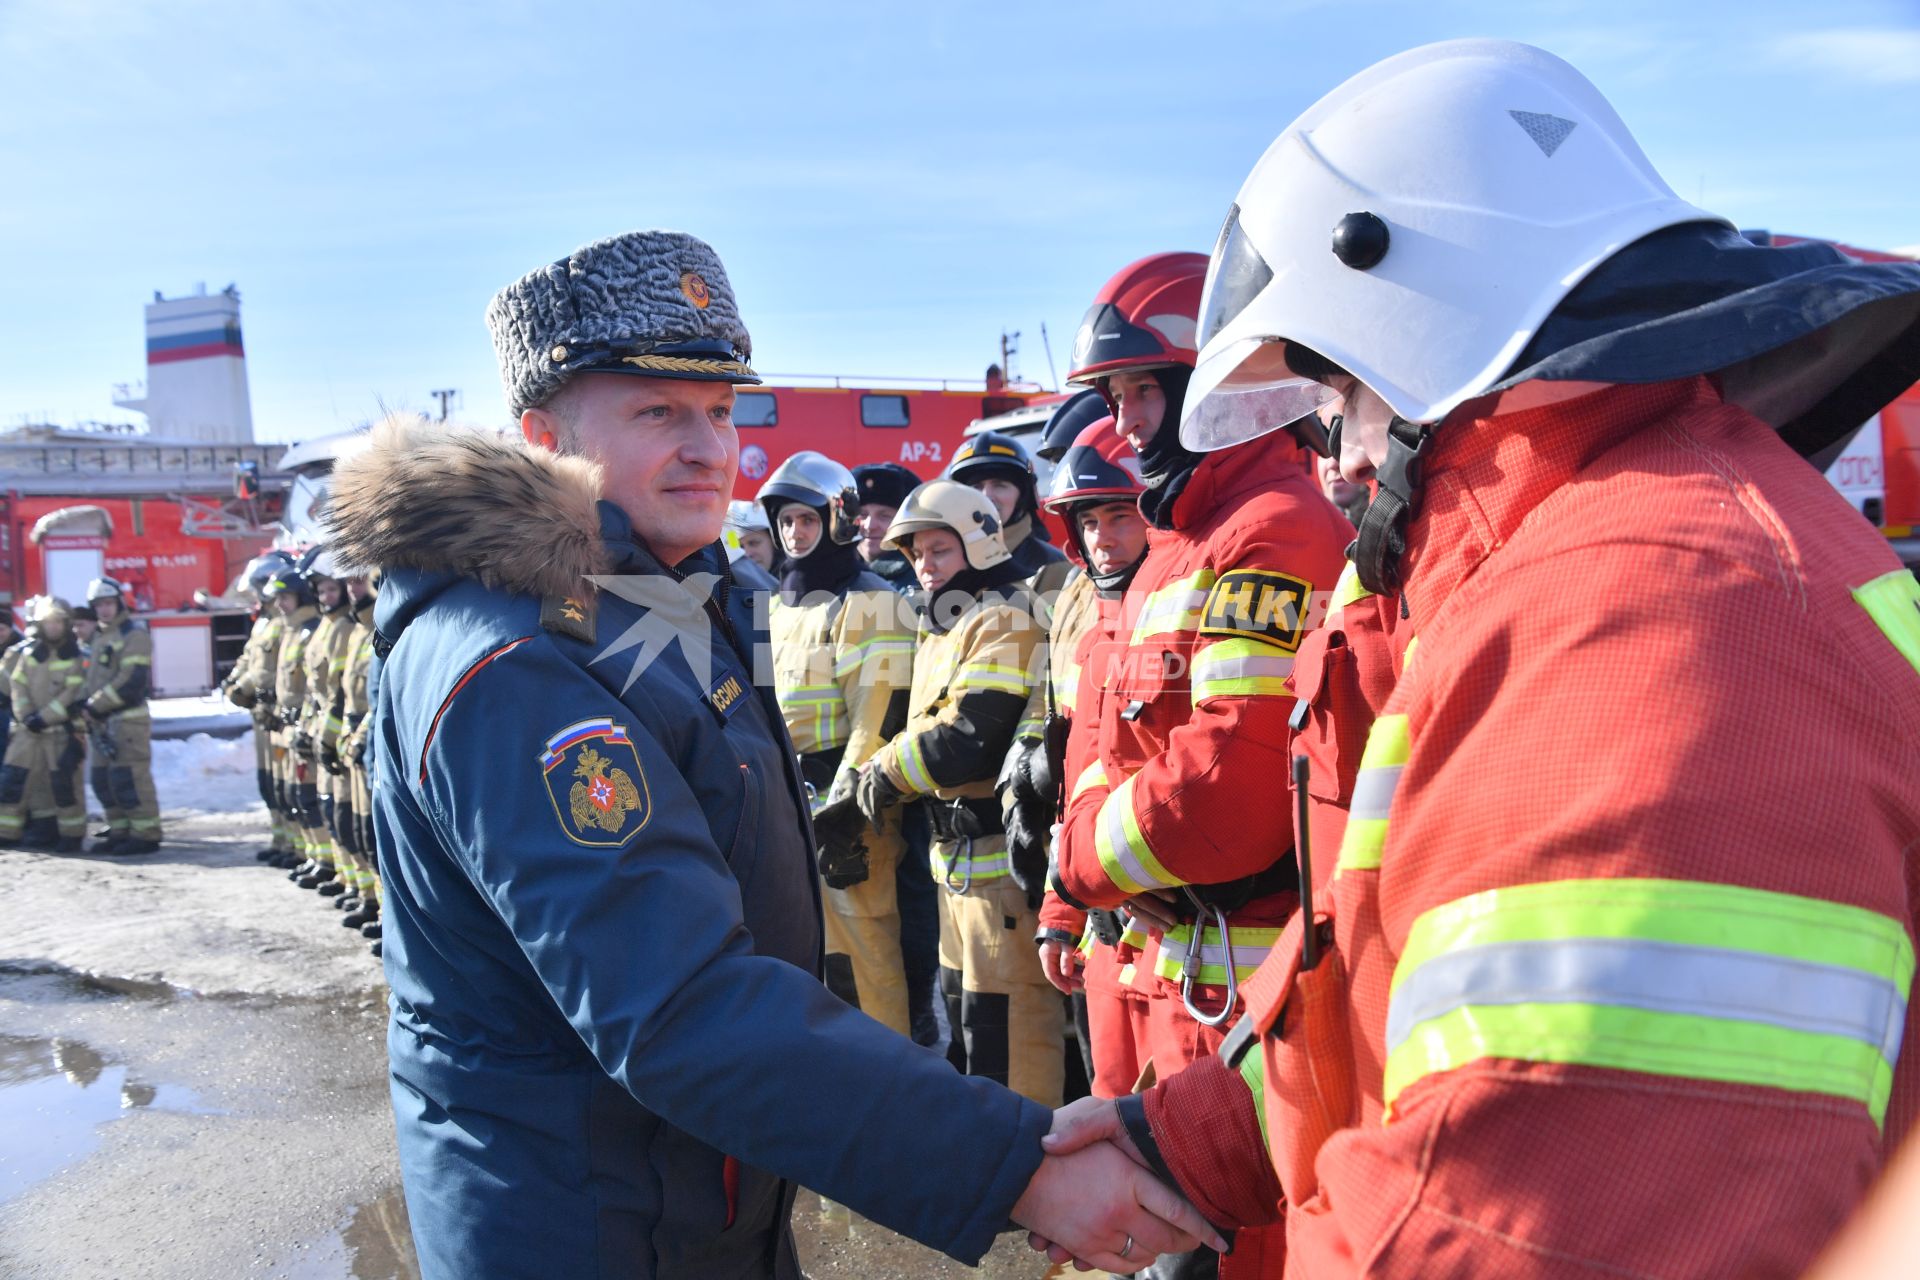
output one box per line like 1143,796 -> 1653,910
884,480 -> 1011,571
720,499 -> 769,564
1181,38 -> 1724,451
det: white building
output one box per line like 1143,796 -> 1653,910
113,284 -> 255,444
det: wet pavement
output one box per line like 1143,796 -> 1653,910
0,810 -> 1068,1278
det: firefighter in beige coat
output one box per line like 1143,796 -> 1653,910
858,481 -> 1059,1105
225,552 -> 297,865
263,566 -> 320,879
335,574 -> 383,949
0,597 -> 88,850
294,550 -> 356,896
79,577 -> 161,853
759,452 -> 916,1036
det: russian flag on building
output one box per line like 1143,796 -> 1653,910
541,718 -> 633,771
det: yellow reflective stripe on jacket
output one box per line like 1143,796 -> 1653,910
950,660 -> 1030,696
897,735 -> 938,795
931,836 -> 1012,884
777,682 -> 846,747
1052,659 -> 1080,709
1853,569 -> 1920,676
1336,713 -> 1409,874
834,635 -> 914,678
1237,1036 -> 1271,1151
1189,636 -> 1295,704
1384,878 -> 1915,1126
1094,774 -> 1186,895
1153,922 -> 1285,985
1129,570 -> 1217,645
1332,559 -> 1372,612
120,653 -> 151,667
1070,759 -> 1108,803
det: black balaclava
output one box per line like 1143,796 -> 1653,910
774,501 -> 866,604
1131,365 -> 1199,529
1065,500 -> 1150,597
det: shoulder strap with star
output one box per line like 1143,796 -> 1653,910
541,591 -> 598,643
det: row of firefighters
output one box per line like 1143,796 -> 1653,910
705,251 -> 1360,1280
219,551 -> 386,957
717,237 -> 1920,1277
0,582 -> 162,853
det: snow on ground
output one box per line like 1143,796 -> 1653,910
147,693 -> 250,740
152,731 -> 262,816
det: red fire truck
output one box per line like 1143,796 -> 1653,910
726,375 -> 1061,497
0,428 -> 285,693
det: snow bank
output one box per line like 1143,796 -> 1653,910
152,731 -> 263,816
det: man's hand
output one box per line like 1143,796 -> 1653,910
1124,890 -> 1183,932
23,712 -> 45,734
1037,938 -> 1084,995
1011,1139 -> 1225,1272
1043,1096 -> 1146,1167
854,765 -> 902,828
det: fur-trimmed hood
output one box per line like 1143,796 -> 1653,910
326,414 -> 608,601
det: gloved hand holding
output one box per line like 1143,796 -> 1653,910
23,712 -> 46,733
293,727 -> 314,757
320,741 -> 342,775
854,765 -> 903,828
351,735 -> 369,765
1004,799 -> 1050,910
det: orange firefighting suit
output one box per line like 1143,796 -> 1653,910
1055,434 -> 1350,1276
1133,379 -> 1920,1278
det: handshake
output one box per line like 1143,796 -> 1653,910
1011,1097 -> 1226,1272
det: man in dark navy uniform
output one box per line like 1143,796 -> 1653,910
326,230 -> 1219,1280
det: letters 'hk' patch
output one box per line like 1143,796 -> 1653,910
1199,568 -> 1312,651
540,717 -> 650,847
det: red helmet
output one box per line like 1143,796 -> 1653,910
1066,252 -> 1209,384
1044,420 -> 1149,590
1043,419 -> 1143,515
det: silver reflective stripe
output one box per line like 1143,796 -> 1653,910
1384,937 -> 1909,1063
1348,764 -> 1403,821
1195,655 -> 1296,681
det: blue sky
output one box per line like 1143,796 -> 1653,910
2,0 -> 1917,441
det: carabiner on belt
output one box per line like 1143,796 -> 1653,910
942,834 -> 974,895
1180,890 -> 1239,1027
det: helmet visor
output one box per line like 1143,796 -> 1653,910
1196,206 -> 1275,351
1069,304 -> 1176,380
1180,336 -> 1337,452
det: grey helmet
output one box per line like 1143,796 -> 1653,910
85,576 -> 128,607
245,550 -> 296,597
756,450 -> 860,546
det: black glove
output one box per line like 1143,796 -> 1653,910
1004,801 -> 1049,910
320,741 -> 342,775
292,727 -> 314,757
811,793 -> 872,890
854,766 -> 903,829
351,735 -> 369,765
23,712 -> 45,733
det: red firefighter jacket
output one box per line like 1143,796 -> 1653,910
1142,378 -> 1920,1278
1055,436 -> 1351,1005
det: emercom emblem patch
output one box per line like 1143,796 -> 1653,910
1198,569 -> 1311,651
540,717 -> 651,847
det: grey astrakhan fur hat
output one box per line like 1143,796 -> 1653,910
486,229 -> 759,416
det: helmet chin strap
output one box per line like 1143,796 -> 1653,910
1352,415 -> 1433,597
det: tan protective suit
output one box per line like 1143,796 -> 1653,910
81,616 -> 160,844
769,577 -> 915,1036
